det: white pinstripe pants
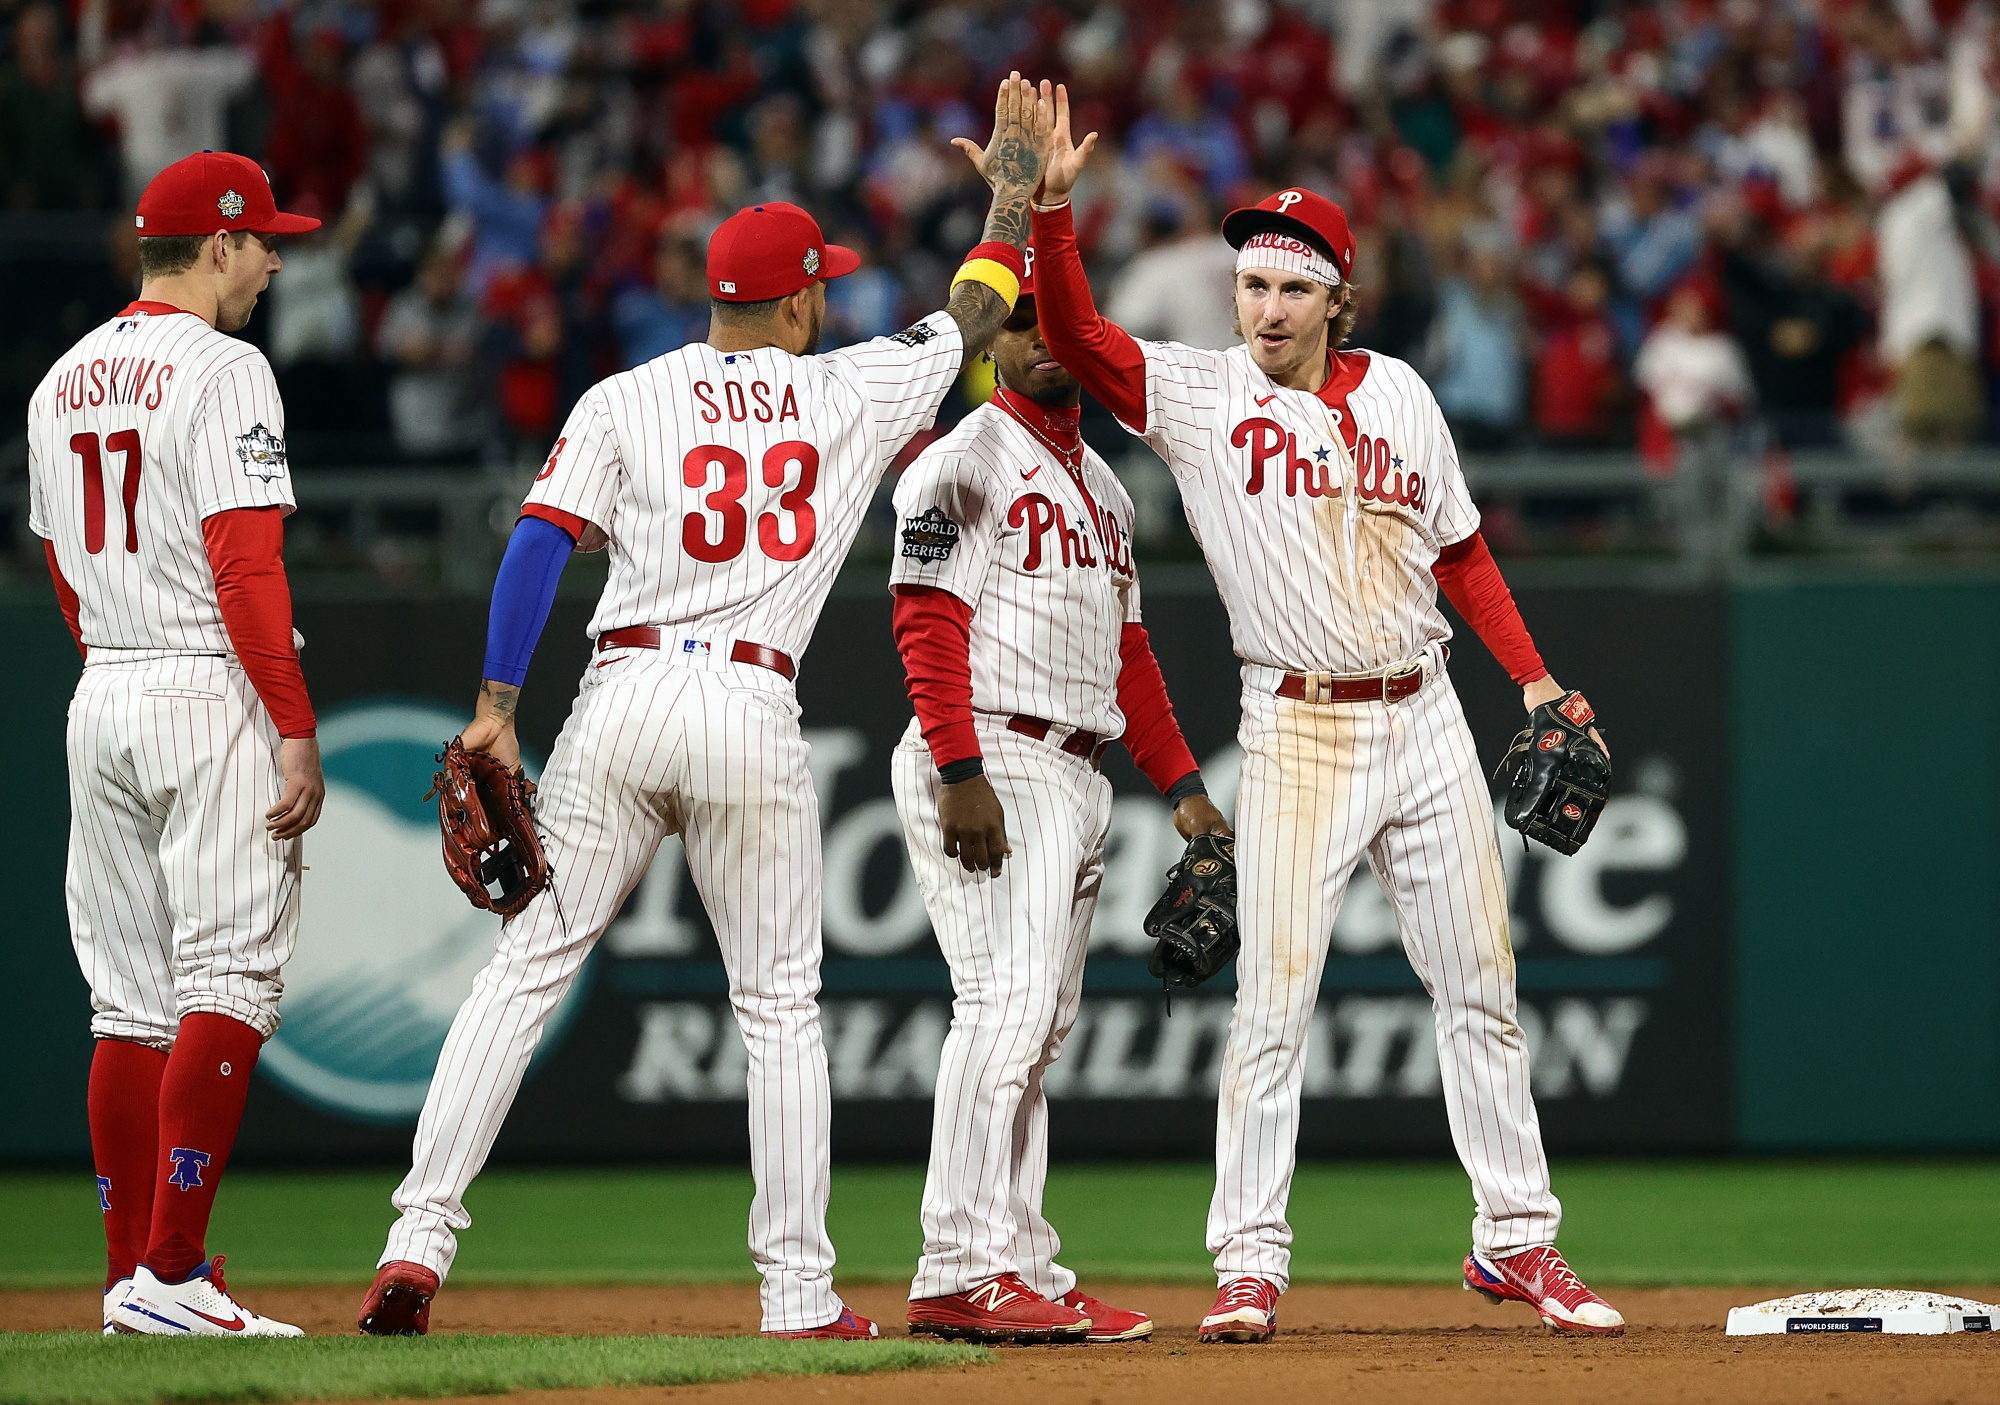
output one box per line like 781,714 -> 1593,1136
382,649 -> 840,1332
65,653 -> 299,1048
1208,667 -> 1560,1288
894,719 -> 1111,1301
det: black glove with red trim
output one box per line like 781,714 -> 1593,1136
1496,691 -> 1611,856
1145,833 -> 1239,990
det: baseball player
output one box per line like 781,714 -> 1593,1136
890,249 -> 1231,1344
358,76 -> 1053,1340
29,151 -> 325,1337
1027,86 -> 1625,1340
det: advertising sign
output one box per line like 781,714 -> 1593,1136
235,582 -> 1730,1160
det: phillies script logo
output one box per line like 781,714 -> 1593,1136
1353,434 -> 1424,512
1232,417 -> 1337,497
1008,493 -> 1134,574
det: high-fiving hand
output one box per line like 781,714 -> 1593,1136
1035,81 -> 1099,207
950,72 -> 1053,197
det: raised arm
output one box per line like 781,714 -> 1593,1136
941,74 -> 1052,361
1027,83 -> 1148,429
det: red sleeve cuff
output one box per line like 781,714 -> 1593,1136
521,502 -> 589,541
1116,622 -> 1200,795
44,540 -> 84,660
202,507 -> 316,737
891,584 -> 981,769
1432,534 -> 1547,686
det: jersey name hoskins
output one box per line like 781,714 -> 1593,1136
50,357 -> 176,414
1008,489 -> 1134,575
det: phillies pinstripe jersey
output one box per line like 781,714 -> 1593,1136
27,305 -> 294,652
889,399 -> 1137,737
1127,343 -> 1479,675
525,312 -> 964,661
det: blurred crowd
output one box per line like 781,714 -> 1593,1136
5,0 -> 2000,466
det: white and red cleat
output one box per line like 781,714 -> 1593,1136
1057,1288 -> 1153,1342
1463,1247 -> 1626,1336
115,1257 -> 302,1337
358,1260 -> 441,1336
909,1272 -> 1090,1344
763,1305 -> 881,1340
1198,1275 -> 1279,1343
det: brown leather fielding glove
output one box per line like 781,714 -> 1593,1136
426,737 -> 550,918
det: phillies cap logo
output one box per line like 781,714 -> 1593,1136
1276,190 -> 1304,213
217,188 -> 245,219
802,246 -> 821,275
1023,246 -> 1036,278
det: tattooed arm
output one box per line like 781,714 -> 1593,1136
464,679 -> 524,770
943,73 -> 1051,360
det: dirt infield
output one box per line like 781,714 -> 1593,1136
8,1282 -> 1998,1404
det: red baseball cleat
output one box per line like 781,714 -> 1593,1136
1198,1275 -> 1279,1343
909,1272 -> 1090,1344
762,1305 -> 880,1340
357,1260 -> 441,1336
1463,1247 -> 1626,1335
1057,1288 -> 1153,1342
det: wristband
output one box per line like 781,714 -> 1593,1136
951,241 -> 1025,310
1030,197 -> 1072,212
939,757 -> 986,784
1165,771 -> 1208,806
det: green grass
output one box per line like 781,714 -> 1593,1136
0,1332 -> 985,1405
4,1161 -> 1998,1290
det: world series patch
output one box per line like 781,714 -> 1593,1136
235,423 -> 288,481
890,321 -> 939,348
900,506 -> 960,561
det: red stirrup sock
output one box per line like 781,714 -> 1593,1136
88,1039 -> 167,1289
143,1014 -> 264,1284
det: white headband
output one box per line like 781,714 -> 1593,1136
1235,230 -> 1343,289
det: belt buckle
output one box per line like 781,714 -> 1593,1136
1383,660 -> 1424,702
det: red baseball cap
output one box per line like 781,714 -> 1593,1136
707,202 -> 860,302
136,151 -> 322,237
1222,188 -> 1355,284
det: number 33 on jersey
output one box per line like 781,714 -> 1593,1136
521,315 -> 963,664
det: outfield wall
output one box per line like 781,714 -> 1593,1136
1,576 -> 1993,1160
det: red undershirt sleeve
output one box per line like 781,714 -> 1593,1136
1116,622 -> 1201,796
1030,202 -> 1150,431
43,539 -> 84,660
521,501 -> 593,541
201,506 -> 317,738
1431,533 -> 1549,687
890,584 -> 981,769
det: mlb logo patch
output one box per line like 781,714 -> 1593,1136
681,639 -> 712,656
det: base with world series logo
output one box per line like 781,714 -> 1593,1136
1726,1289 -> 1998,1335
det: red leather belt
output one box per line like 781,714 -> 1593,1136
596,625 -> 797,681
1276,664 -> 1425,703
1006,714 -> 1109,764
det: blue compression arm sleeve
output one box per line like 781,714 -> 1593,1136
483,515 -> 576,685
